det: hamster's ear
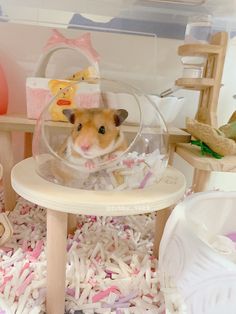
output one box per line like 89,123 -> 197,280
62,109 -> 76,124
114,109 -> 128,126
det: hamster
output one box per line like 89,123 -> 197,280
54,108 -> 128,235
60,108 -> 128,169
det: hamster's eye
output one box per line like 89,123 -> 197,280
98,126 -> 106,134
73,75 -> 75,78
77,123 -> 82,132
81,77 -> 84,80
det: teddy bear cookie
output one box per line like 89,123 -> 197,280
48,79 -> 77,122
67,66 -> 98,81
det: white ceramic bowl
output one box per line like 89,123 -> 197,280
104,92 -> 184,126
148,95 -> 184,125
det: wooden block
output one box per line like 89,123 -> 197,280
153,207 -> 171,259
175,78 -> 215,90
178,43 -> 222,56
0,114 -> 191,144
192,168 -> 211,192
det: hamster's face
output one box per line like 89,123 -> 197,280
63,108 -> 128,159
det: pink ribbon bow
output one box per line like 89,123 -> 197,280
44,29 -> 99,62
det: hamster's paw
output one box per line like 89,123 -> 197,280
85,160 -> 96,170
123,159 -> 135,168
106,153 -> 117,161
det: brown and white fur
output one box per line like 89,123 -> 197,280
57,108 -> 128,234
60,108 -> 128,166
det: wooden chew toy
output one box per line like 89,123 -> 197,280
186,117 -> 236,156
219,110 -> 236,140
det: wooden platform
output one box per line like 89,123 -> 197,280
0,113 -> 191,143
176,143 -> 236,172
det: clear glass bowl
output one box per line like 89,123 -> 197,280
33,78 -> 169,190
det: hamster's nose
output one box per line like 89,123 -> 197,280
81,144 -> 90,151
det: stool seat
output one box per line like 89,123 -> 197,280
11,157 -> 186,216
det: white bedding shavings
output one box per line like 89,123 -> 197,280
42,149 -> 168,191
0,193 -> 165,314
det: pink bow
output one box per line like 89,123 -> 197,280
44,29 -> 99,62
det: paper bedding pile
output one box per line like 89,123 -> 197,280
0,192 -> 165,314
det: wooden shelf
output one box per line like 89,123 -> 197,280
178,44 -> 222,56
175,78 -> 215,90
0,113 -> 191,144
176,143 -> 236,172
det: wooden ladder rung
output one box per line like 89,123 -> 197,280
175,78 -> 215,90
178,44 -> 223,56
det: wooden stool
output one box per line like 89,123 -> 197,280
11,157 -> 186,314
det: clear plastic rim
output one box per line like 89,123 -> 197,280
39,77 -> 168,171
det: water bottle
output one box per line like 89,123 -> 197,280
0,65 -> 8,114
181,15 -> 212,78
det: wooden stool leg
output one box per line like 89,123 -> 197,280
68,213 -> 77,234
168,144 -> 176,166
24,133 -> 33,158
0,131 -> 16,211
192,169 -> 210,192
153,207 -> 171,259
46,209 -> 67,314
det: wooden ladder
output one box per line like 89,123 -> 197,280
176,31 -> 228,128
174,32 -> 234,192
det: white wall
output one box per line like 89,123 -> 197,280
0,22 -> 235,190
